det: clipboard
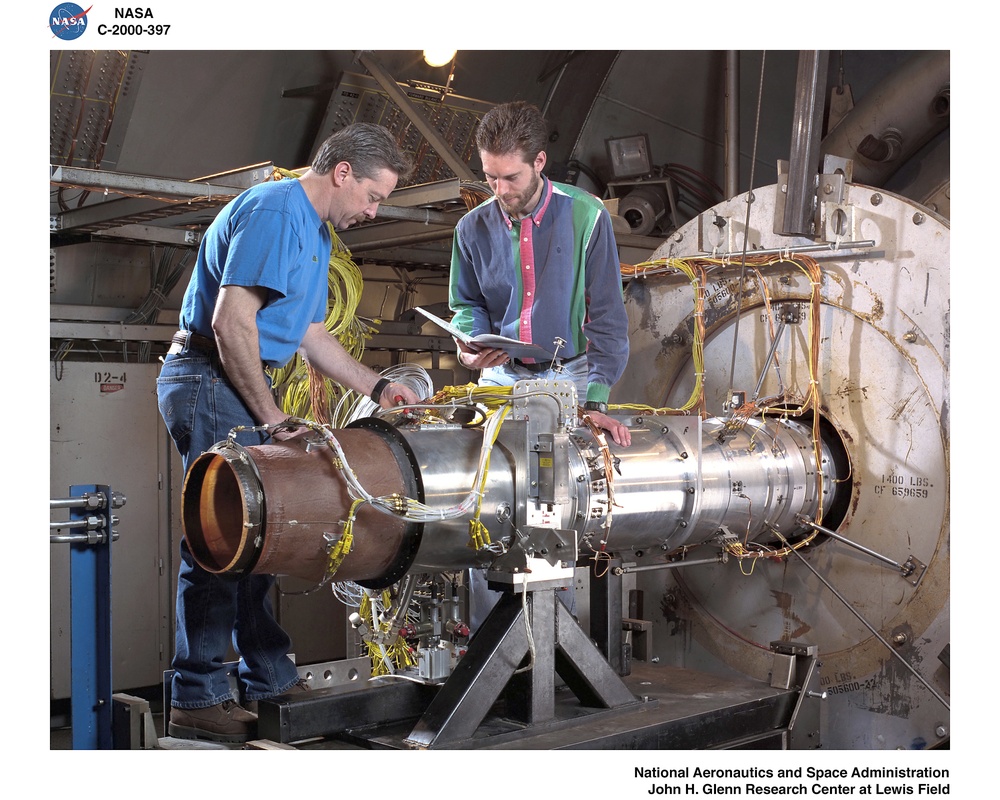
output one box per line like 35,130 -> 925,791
415,306 -> 556,362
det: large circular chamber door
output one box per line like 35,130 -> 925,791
615,183 -> 950,749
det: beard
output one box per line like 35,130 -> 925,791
497,171 -> 542,217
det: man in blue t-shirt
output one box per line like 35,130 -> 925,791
157,123 -> 417,743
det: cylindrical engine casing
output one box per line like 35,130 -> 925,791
571,415 -> 831,555
180,411 -> 837,585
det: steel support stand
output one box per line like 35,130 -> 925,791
589,555 -> 625,674
403,585 -> 639,749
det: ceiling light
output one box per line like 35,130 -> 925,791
423,49 -> 457,68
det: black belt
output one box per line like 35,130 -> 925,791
167,330 -> 217,356
512,354 -> 583,373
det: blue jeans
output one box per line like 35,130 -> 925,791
157,351 -> 300,708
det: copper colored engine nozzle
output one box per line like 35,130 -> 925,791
181,425 -> 420,587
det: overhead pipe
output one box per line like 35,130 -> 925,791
821,51 -> 950,187
347,228 -> 455,252
778,51 -> 829,239
724,51 -> 740,200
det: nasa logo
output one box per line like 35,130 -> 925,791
49,3 -> 91,40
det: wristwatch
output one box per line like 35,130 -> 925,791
370,377 -> 391,403
583,400 -> 608,414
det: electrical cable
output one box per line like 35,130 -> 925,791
334,364 -> 435,427
618,249 -> 829,544
262,166 -> 382,423
663,162 -> 724,200
237,400 -> 515,531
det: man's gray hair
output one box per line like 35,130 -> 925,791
475,101 -> 548,163
312,122 -> 413,181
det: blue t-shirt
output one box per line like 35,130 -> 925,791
179,179 -> 332,368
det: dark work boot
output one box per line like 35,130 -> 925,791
168,699 -> 258,743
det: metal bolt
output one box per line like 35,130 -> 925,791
903,331 -> 918,344
935,726 -> 948,738
806,690 -> 827,700
870,193 -> 883,206
912,212 -> 925,225
892,632 -> 908,646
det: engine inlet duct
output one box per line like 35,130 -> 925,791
181,380 -> 842,588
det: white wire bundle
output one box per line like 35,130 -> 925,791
331,581 -> 367,608
332,364 -> 436,426
293,399 -> 511,526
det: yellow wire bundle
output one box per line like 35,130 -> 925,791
265,167 -> 380,424
355,587 -> 418,676
619,253 -> 829,552
617,257 -> 708,416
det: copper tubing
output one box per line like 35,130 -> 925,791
181,427 -> 418,585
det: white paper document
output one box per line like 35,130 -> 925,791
415,306 -> 556,361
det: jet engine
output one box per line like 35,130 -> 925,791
180,163 -> 949,750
